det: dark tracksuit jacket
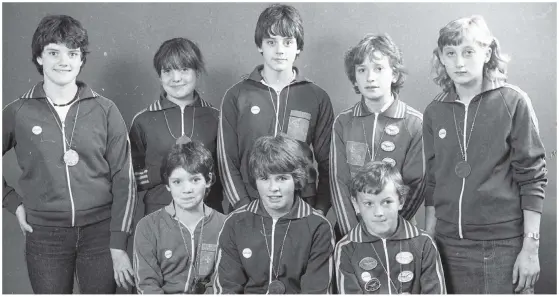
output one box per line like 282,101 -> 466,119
331,97 -> 424,236
217,65 -> 334,214
335,217 -> 446,294
2,81 -> 137,250
129,91 -> 223,213
213,197 -> 335,294
133,205 -> 226,294
423,79 -> 547,240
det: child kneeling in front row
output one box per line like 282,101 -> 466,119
213,135 -> 335,294
133,141 -> 226,294
335,161 -> 446,294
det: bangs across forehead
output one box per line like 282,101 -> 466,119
252,151 -> 297,178
439,24 -> 490,49
160,46 -> 198,71
266,20 -> 297,40
47,33 -> 83,51
354,41 -> 388,66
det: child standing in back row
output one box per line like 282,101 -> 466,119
423,15 -> 546,294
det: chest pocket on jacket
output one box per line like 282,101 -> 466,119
346,141 -> 367,167
198,243 -> 217,276
286,110 -> 311,142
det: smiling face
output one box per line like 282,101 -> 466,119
354,52 -> 396,103
160,67 -> 197,102
352,181 -> 402,238
259,35 -> 300,73
439,38 -> 491,89
166,167 -> 210,211
37,43 -> 83,87
256,173 -> 296,218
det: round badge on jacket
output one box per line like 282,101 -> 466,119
165,250 -> 173,259
242,248 -> 252,258
32,125 -> 43,135
439,128 -> 447,139
251,106 -> 260,114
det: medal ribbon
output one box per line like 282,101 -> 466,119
164,106 -> 196,140
262,71 -> 295,136
452,99 -> 482,161
174,202 -> 206,293
46,96 -> 81,150
261,218 -> 292,282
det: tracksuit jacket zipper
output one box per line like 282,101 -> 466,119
456,102 -> 469,239
52,107 -> 77,227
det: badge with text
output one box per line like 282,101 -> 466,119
242,248 -> 252,259
385,125 -> 400,136
398,271 -> 414,283
381,141 -> 395,152
32,126 -> 43,135
251,106 -> 260,114
395,252 -> 414,264
438,128 -> 447,139
359,257 -> 378,270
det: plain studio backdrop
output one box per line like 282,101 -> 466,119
2,2 -> 556,294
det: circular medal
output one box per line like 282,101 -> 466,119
364,278 -> 381,292
268,280 -> 286,294
194,281 -> 207,294
359,257 -> 378,270
455,161 -> 471,178
395,252 -> 414,265
63,149 -> 79,166
398,270 -> 414,283
176,135 -> 192,145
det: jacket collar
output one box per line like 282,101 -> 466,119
434,78 -> 506,103
246,64 -> 312,85
20,81 -> 99,101
352,93 -> 407,119
164,202 -> 215,226
246,196 -> 313,220
147,90 -> 210,112
346,217 -> 420,243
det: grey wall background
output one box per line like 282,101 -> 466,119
2,2 -> 556,294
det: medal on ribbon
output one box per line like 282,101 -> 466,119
268,280 -> 286,294
455,160 -> 472,178
63,149 -> 79,166
176,135 -> 192,145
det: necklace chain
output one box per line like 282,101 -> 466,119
261,217 -> 291,280
46,97 -> 81,149
175,202 -> 206,293
164,106 -> 196,140
262,71 -> 295,135
452,98 -> 482,160
370,241 -> 400,293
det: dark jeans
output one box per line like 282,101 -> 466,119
436,233 -> 533,294
25,218 -> 116,294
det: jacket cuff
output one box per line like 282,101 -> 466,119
521,195 -> 544,214
4,191 -> 23,214
110,231 -> 129,250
